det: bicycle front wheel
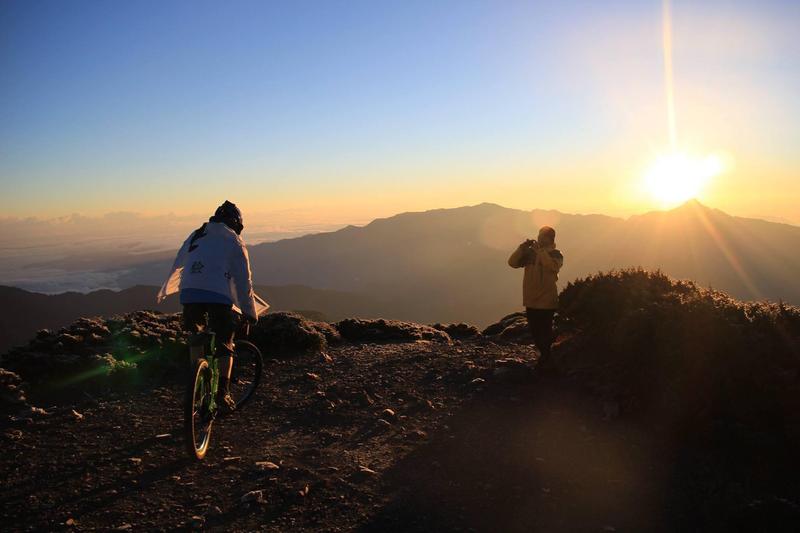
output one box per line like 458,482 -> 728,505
184,358 -> 214,460
229,340 -> 263,410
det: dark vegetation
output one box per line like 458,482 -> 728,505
2,269 -> 799,530
555,269 -> 800,529
556,268 -> 800,429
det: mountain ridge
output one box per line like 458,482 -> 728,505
244,199 -> 800,314
2,201 -> 798,353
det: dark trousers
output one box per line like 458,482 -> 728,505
526,308 -> 555,360
182,303 -> 236,357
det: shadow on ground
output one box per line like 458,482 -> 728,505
361,376 -> 667,533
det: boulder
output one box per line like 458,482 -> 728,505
482,312 -> 532,342
336,318 -> 451,344
431,322 -> 481,339
493,357 -> 534,382
0,368 -> 28,416
249,312 -> 335,355
482,312 -> 523,336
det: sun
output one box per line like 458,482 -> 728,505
643,152 -> 722,207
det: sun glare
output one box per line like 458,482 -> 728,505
643,152 -> 722,207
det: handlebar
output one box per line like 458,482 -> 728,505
229,308 -> 257,335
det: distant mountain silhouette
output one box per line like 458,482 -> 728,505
0,284 -> 380,353
2,201 -> 798,353
245,200 -> 800,323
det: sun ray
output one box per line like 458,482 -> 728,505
662,0 -> 677,150
689,202 -> 764,300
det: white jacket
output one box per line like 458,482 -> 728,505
157,222 -> 269,320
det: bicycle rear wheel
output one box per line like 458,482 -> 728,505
229,340 -> 263,410
184,358 -> 214,459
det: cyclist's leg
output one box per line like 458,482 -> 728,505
182,303 -> 207,333
208,304 -> 236,402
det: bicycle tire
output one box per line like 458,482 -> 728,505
184,358 -> 214,460
229,340 -> 263,410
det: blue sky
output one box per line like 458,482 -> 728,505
1,0 -> 798,222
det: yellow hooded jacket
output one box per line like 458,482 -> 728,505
508,243 -> 564,309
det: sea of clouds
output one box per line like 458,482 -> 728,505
0,212 -> 344,294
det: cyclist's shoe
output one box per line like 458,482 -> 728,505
216,391 -> 236,415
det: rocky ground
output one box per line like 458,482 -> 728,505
2,339 -> 664,532
3,270 -> 800,531
3,337 -> 797,532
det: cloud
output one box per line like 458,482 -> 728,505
3,270 -> 129,295
0,209 -> 348,293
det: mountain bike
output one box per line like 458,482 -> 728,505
184,318 -> 263,460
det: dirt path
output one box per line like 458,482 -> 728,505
1,340 -> 790,532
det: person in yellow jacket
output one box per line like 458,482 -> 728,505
508,226 -> 564,364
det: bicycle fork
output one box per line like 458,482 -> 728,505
189,332 -> 220,413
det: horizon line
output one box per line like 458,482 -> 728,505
1,199 -> 798,228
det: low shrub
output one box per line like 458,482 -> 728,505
554,268 -> 800,429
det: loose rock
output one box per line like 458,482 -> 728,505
240,490 -> 266,504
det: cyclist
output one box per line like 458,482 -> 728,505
158,200 -> 262,412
